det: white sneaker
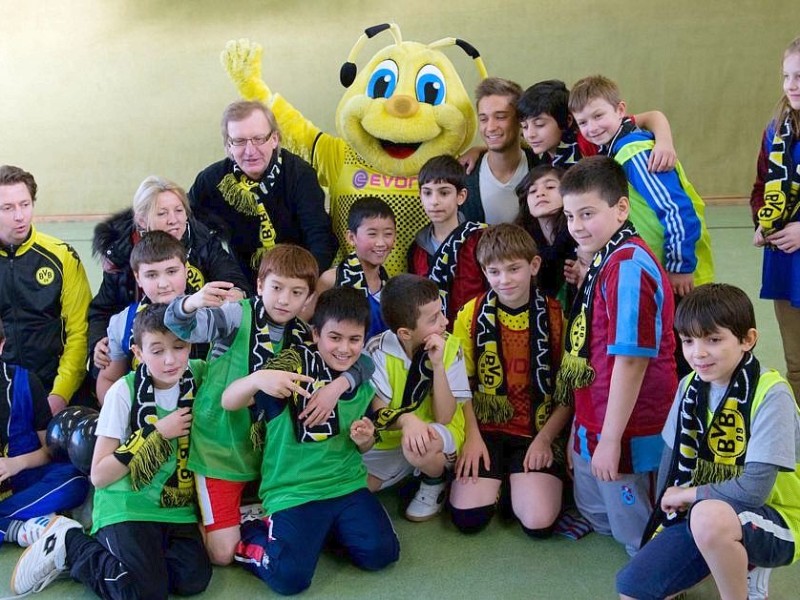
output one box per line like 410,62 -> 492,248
405,480 -> 446,522
16,514 -> 56,548
747,566 -> 770,600
11,516 -> 81,595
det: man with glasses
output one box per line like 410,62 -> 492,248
189,100 -> 336,283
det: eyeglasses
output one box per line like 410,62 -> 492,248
228,131 -> 273,147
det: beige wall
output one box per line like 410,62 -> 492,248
1,0 -> 796,215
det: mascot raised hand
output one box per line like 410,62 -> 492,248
222,23 -> 487,274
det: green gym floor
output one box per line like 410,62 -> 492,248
1,205 -> 798,599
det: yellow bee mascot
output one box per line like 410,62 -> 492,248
222,23 -> 487,274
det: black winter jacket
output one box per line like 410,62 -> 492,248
87,209 -> 251,348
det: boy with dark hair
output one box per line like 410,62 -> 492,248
311,196 -> 396,338
516,80 -> 677,171
364,274 -> 470,521
222,287 -> 399,595
558,156 -> 677,555
617,284 -> 800,600
450,223 -> 569,537
165,244 -> 372,566
95,231 -> 195,403
568,75 -> 714,297
11,304 -> 212,597
408,155 -> 488,326
0,316 -> 89,551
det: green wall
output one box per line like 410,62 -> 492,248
1,0 -> 796,216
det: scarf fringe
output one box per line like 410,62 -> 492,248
250,420 -> 266,451
554,353 -> 594,406
694,458 -> 742,486
129,431 -> 172,491
473,391 -> 514,424
161,485 -> 195,508
217,174 -> 259,216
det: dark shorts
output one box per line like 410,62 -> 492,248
479,431 -> 566,482
616,502 -> 795,600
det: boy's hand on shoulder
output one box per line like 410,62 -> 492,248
667,272 -> 694,298
591,437 -> 621,481
647,140 -> 677,172
0,456 -> 23,483
458,145 -> 484,175
524,434 -> 554,472
349,417 -> 375,447
183,281 -> 236,312
94,336 -> 111,370
456,432 -> 490,483
299,378 -> 347,427
155,406 -> 192,440
399,413 -> 433,456
661,485 -> 695,514
254,370 -> 314,400
424,333 -> 446,367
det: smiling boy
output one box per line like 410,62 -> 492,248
310,197 -> 396,339
558,156 -> 676,555
221,287 -> 398,594
568,76 -> 714,298
617,284 -> 800,600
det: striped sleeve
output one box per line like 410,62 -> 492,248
624,151 -> 701,274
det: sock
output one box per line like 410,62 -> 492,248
421,474 -> 446,486
7,519 -> 23,544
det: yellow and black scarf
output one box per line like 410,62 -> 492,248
113,362 -> 198,507
335,252 -> 389,294
554,222 -> 637,405
258,345 -> 341,443
249,296 -> 311,372
217,157 -> 282,271
758,116 -> 800,238
247,297 -> 311,448
551,128 -> 583,167
428,221 -> 487,318
472,287 -> 555,428
642,353 -> 759,542
372,344 -> 434,432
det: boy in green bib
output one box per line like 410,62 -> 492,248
165,244 -> 372,566
222,287 -> 399,595
11,303 -> 212,598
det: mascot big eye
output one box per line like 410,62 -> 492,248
222,23 -> 487,274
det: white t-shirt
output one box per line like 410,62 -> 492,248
478,149 -> 528,225
96,376 -> 181,442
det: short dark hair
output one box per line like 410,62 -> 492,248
675,284 -> 756,343
381,274 -> 441,333
418,155 -> 467,191
514,165 -> 566,236
130,231 -> 187,273
559,156 -> 628,207
347,197 -> 396,233
0,165 -> 37,202
310,287 -> 371,337
132,303 -> 173,347
517,80 -> 571,129
257,244 -> 319,292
